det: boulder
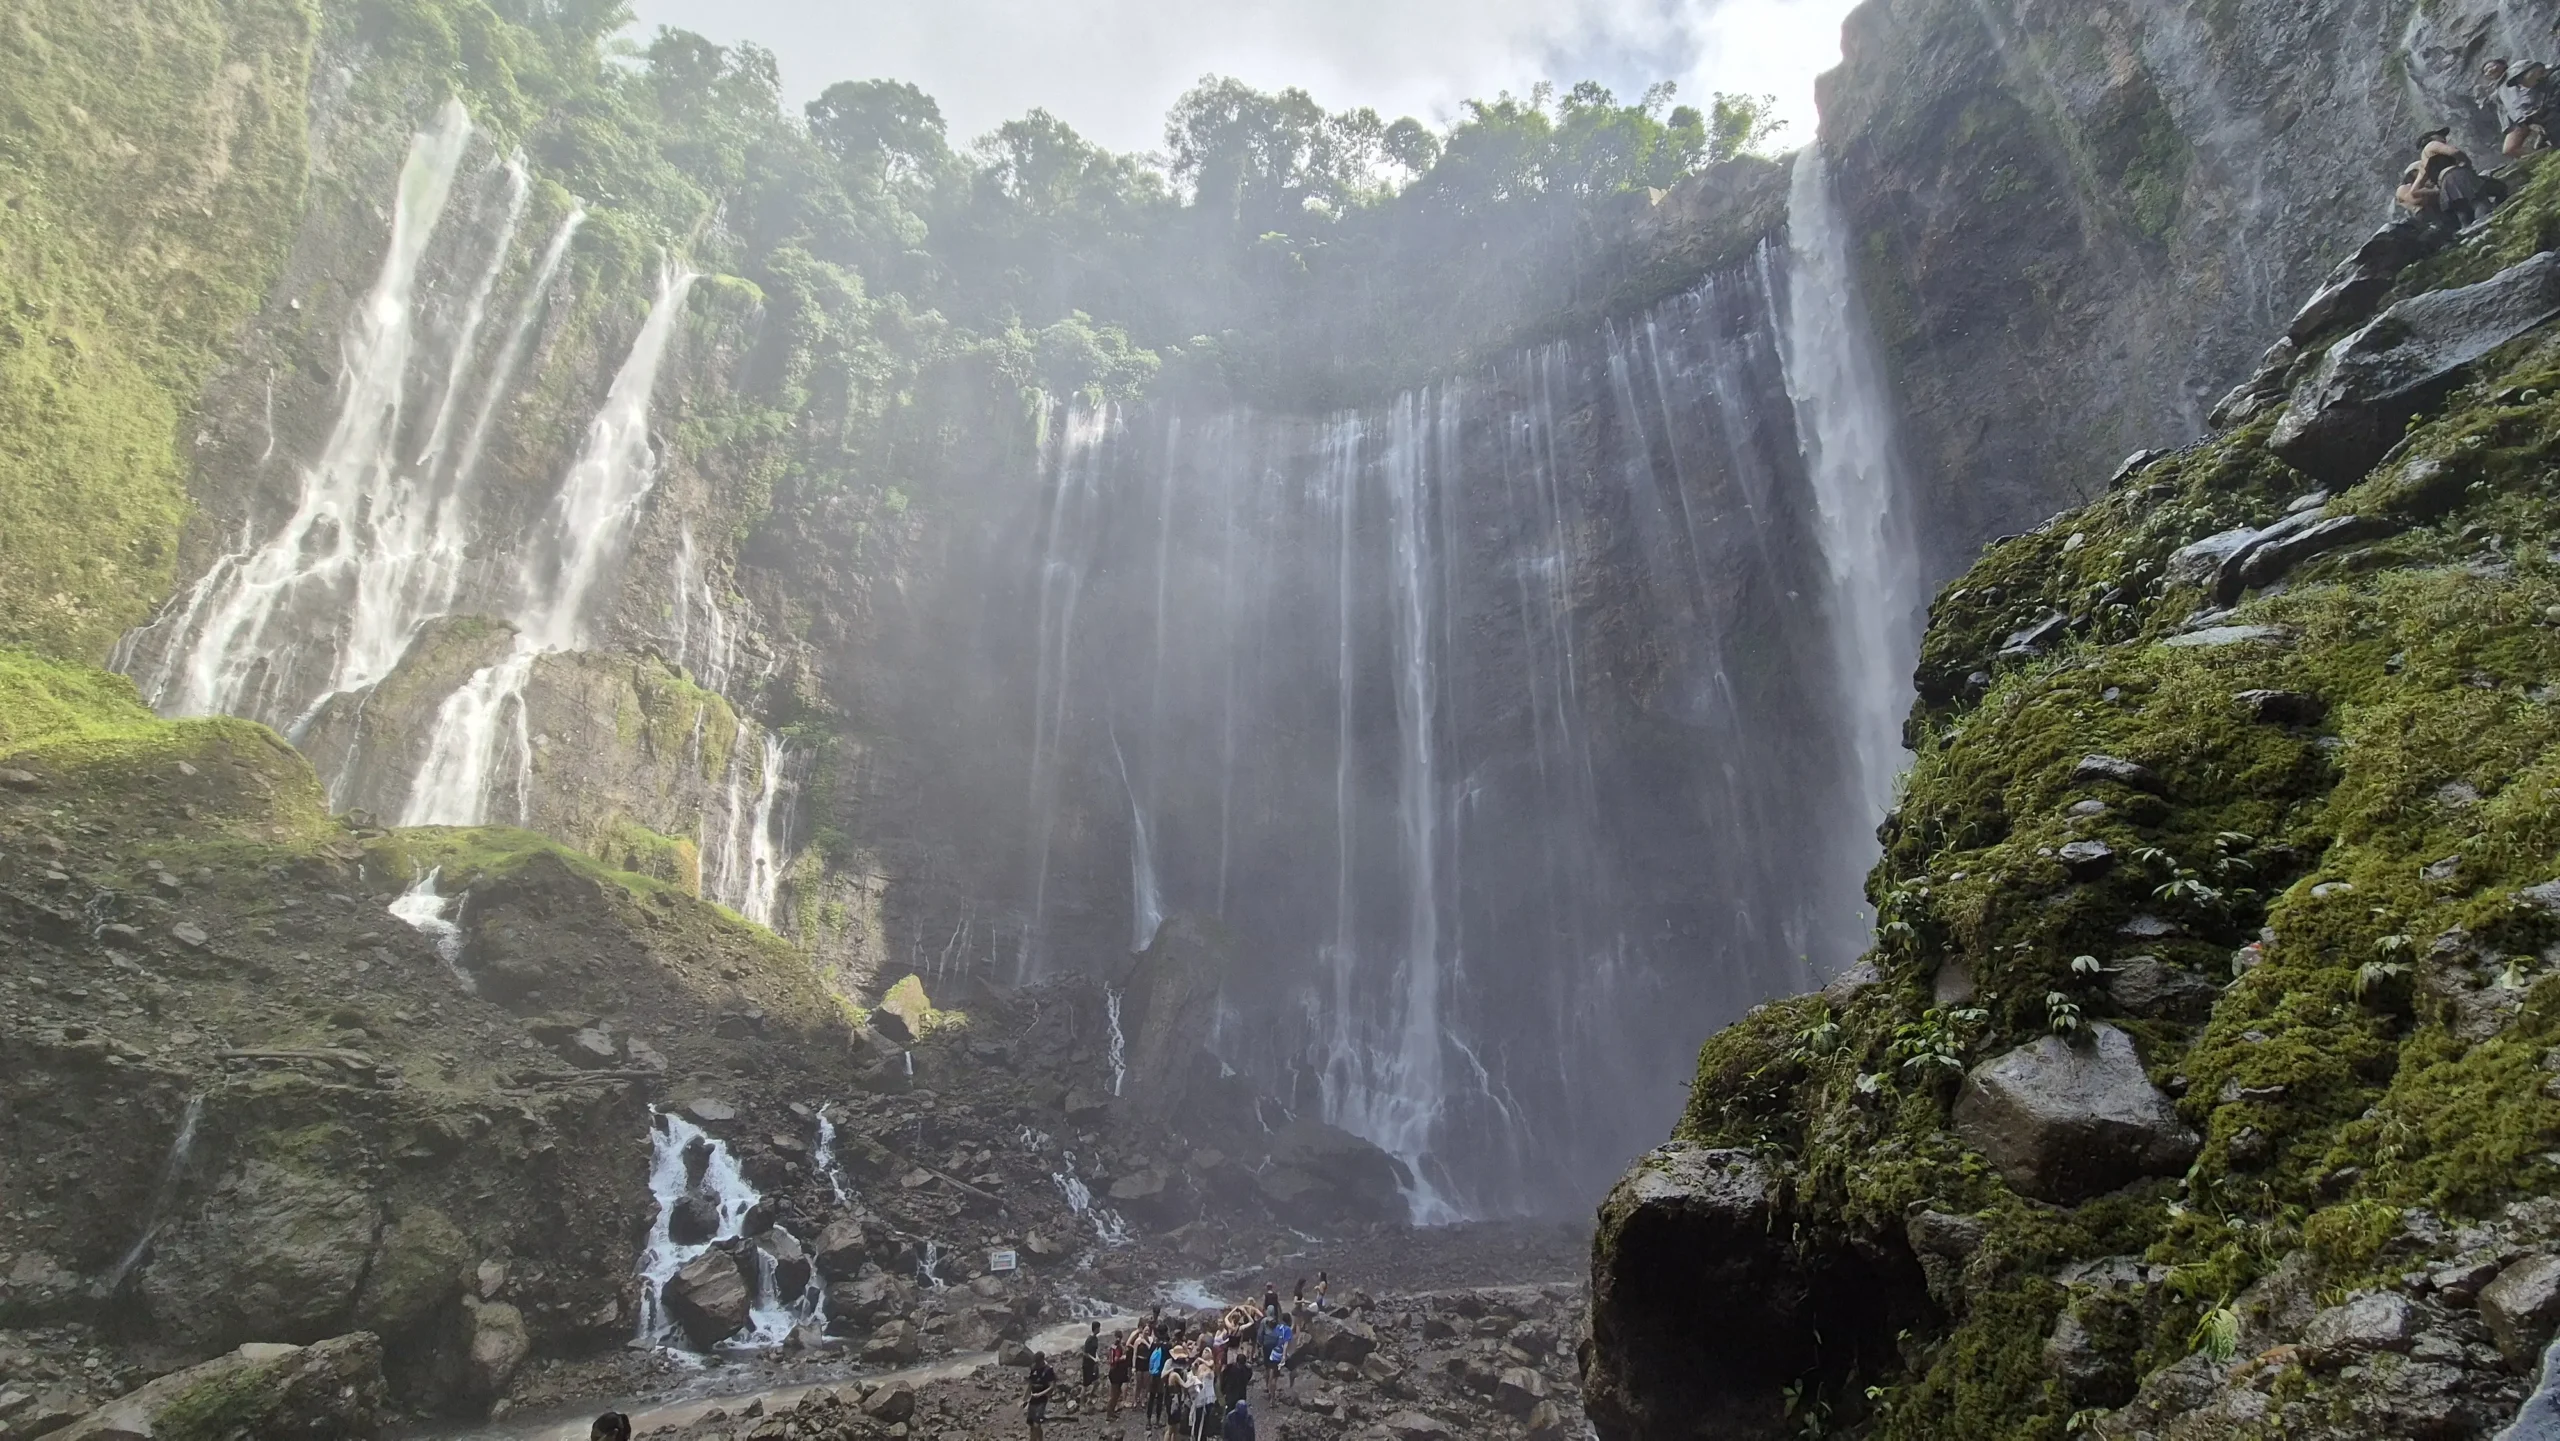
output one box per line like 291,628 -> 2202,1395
456,1297 -> 529,1405
1496,1367 -> 1549,1416
2160,624 -> 2294,650
2104,956 -> 2220,1022
2484,1255 -> 2560,1369
140,1159 -> 380,1349
1820,959 -> 1882,1005
1524,1400 -> 1568,1441
1384,1412 -> 1452,1440
664,1250 -> 750,1350
2167,528 -> 2258,587
1952,1024 -> 2199,1203
874,975 -> 934,1043
2502,1333 -> 2560,1440
1932,957 -> 1978,1008
2302,1291 -> 2417,1368
51,1333 -> 386,1440
1299,1312 -> 1380,1363
2273,249 -> 2560,482
812,1217 -> 869,1279
861,1380 -> 916,1424
2283,214 -> 2453,345
2057,840 -> 2115,880
668,1193 -> 720,1246
1585,1143 -> 1931,1441
1254,1119 -> 1414,1226
2212,510 -> 2400,604
862,1318 -> 921,1364
754,1228 -> 812,1301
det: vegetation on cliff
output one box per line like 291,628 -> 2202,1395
1637,152 -> 2560,1438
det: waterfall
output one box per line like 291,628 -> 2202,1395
445,201 -> 585,506
813,1109 -> 848,1205
1776,147 -> 1924,860
1112,727 -> 1163,953
132,98 -> 481,728
400,264 -> 698,827
388,865 -> 473,989
671,523 -> 739,696
738,731 -> 792,925
974,254 -> 1886,1213
634,1109 -> 816,1349
102,1093 -> 205,1294
1104,986 -> 1128,1096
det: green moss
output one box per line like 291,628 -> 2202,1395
592,816 -> 702,894
0,0 -> 313,661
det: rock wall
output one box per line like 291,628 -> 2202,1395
1827,0 -> 2560,572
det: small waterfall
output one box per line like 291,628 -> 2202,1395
387,865 -> 473,989
135,98 -> 480,726
1017,404 -> 1112,977
1776,147 -> 1924,862
634,1109 -> 817,1350
1112,728 -> 1162,953
1104,986 -> 1128,1097
812,1109 -> 849,1205
1050,1151 -> 1134,1248
400,264 -> 698,827
102,1093 -> 205,1294
671,524 -> 739,695
917,1238 -> 946,1291
412,152 -> 529,482
739,731 -> 792,926
444,200 -> 586,508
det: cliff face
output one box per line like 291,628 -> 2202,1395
1588,127 -> 2560,1441
1828,0 -> 2560,571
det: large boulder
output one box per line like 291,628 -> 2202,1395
1297,1311 -> 1381,1364
455,1298 -> 529,1406
812,1217 -> 870,1280
1952,1024 -> 2199,1203
51,1333 -> 386,1440
1254,1119 -> 1414,1226
1585,1144 -> 1930,1441
663,1250 -> 750,1350
140,1160 -> 381,1348
2484,1254 -> 2560,1369
2272,249 -> 2560,482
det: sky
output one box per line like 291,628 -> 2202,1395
622,0 -> 1862,160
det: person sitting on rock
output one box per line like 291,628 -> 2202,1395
2503,60 -> 2554,155
2401,127 -> 2504,227
591,1415 -> 632,1441
1025,1351 -> 1058,1441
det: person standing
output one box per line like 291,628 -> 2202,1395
1081,1321 -> 1104,1403
1220,1345 -> 1254,1415
1189,1359 -> 1221,1441
1026,1352 -> 1059,1441
1146,1334 -> 1171,1427
1264,1314 -> 1293,1392
1109,1329 -> 1133,1420
1221,1399 -> 1256,1441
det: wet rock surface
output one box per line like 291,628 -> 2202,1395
1953,1025 -> 2201,1204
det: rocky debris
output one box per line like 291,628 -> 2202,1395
2167,527 -> 2260,587
1820,958 -> 1882,1005
812,1217 -> 869,1279
1586,1144 -> 1926,1441
2159,623 -> 2294,650
2104,955 -> 2220,1022
2234,689 -> 2328,727
2273,249 -> 2560,482
2484,1255 -> 2560,1369
50,1333 -> 386,1440
2210,509 -> 2402,605
666,1250 -> 752,1350
137,1159 -> 385,1349
2072,754 -> 2164,794
1953,1025 -> 2199,1204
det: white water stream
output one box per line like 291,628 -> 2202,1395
635,1110 -> 820,1351
388,865 -> 473,989
401,264 -> 698,826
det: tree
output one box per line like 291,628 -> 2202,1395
1707,92 -> 1787,164
807,79 -> 949,185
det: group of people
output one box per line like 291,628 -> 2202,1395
2391,56 -> 2560,229
1026,1273 -> 1333,1441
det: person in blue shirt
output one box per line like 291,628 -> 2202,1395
1263,1316 -> 1293,1391
1221,1398 -> 1256,1441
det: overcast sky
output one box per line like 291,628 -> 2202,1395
623,0 -> 1860,159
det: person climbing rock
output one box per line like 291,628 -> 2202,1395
590,1415 -> 633,1441
2502,59 -> 2554,155
1026,1351 -> 1058,1441
2401,127 -> 2505,226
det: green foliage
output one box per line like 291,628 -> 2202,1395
0,0 -> 312,661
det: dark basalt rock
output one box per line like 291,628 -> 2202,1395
1585,1144 -> 1931,1441
664,1249 -> 751,1350
2272,250 -> 2560,483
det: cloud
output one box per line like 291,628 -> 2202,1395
622,0 -> 1855,155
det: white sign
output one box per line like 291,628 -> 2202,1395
988,1249 -> 1019,1273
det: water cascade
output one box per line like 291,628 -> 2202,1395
1774,146 -> 1927,875
127,99 -> 486,728
635,1110 -> 820,1350
388,866 -> 472,990
813,1109 -> 849,1206
1104,987 -> 1128,1097
964,227 -> 1913,1213
102,1093 -> 205,1295
401,264 -> 699,826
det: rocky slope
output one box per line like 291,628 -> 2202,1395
1589,147 -> 2560,1439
